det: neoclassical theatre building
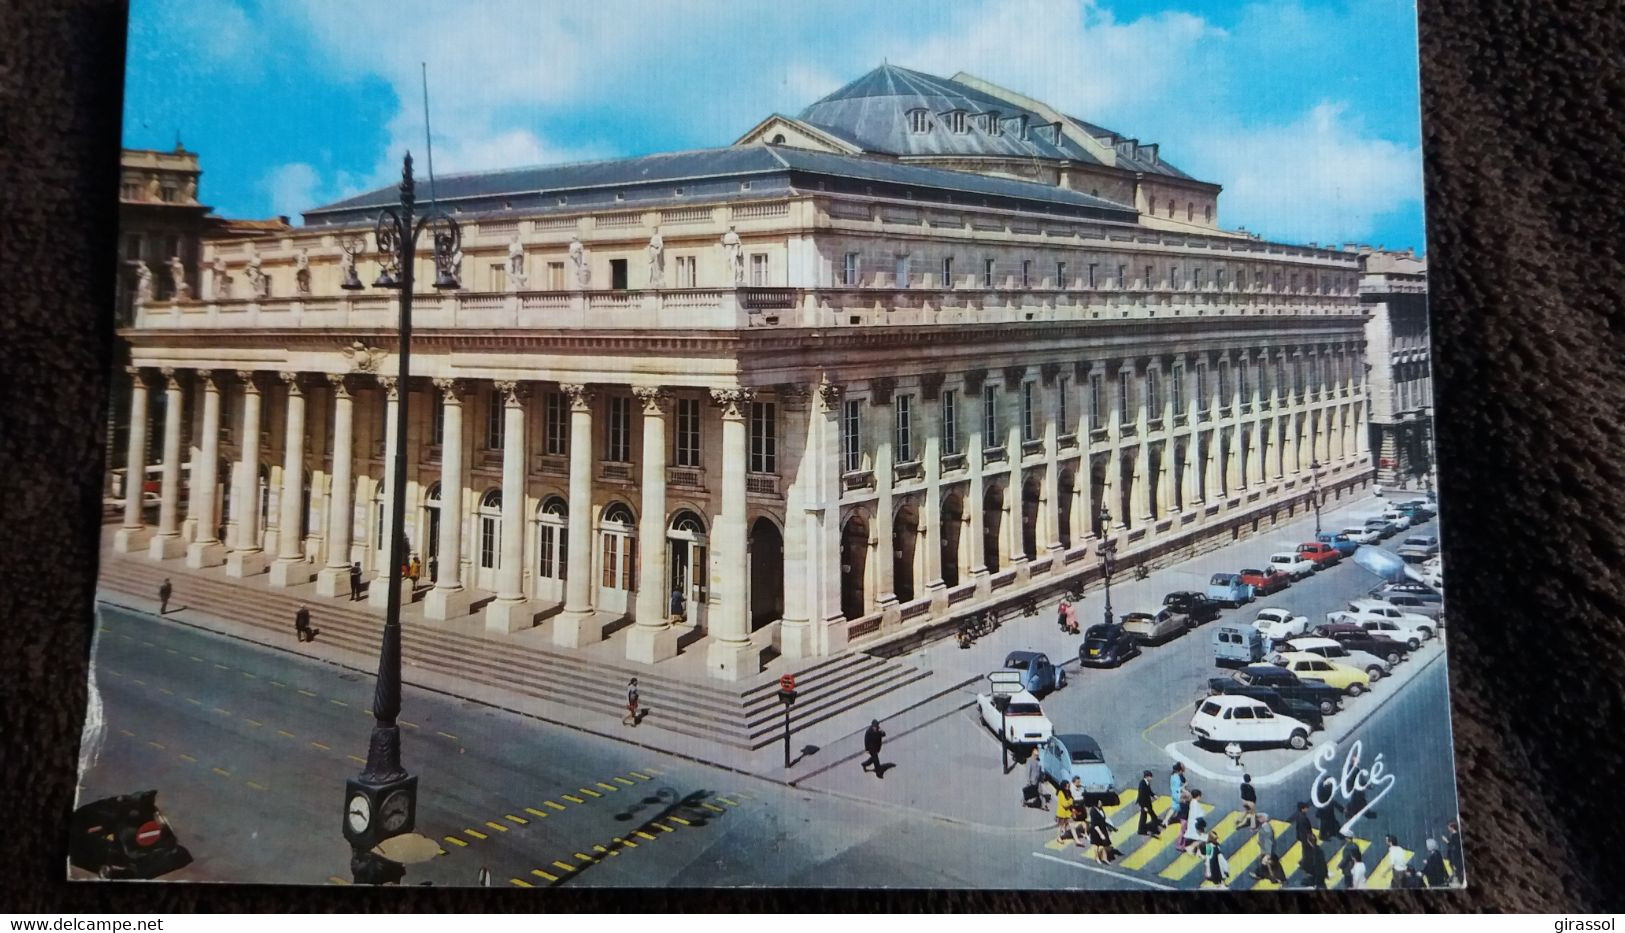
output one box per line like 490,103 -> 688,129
113,66 -> 1375,680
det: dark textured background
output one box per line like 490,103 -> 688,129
4,0 -> 1623,913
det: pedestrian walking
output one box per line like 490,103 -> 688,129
1063,601 -> 1080,635
1421,838 -> 1450,887
860,719 -> 886,777
1087,799 -> 1119,863
1054,780 -> 1077,845
1254,813 -> 1283,882
622,678 -> 640,726
1316,797 -> 1346,841
1135,770 -> 1159,835
1022,747 -> 1047,810
1168,762 -> 1187,825
1292,801 -> 1317,854
1179,789 -> 1207,853
408,555 -> 421,588
294,604 -> 313,642
669,588 -> 685,622
1384,834 -> 1410,882
158,578 -> 173,615
1338,840 -> 1367,889
1235,773 -> 1257,830
1442,820 -> 1464,880
1301,832 -> 1330,889
1200,830 -> 1230,887
348,561 -> 363,601
1056,600 -> 1071,632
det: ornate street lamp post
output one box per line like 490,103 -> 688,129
1309,458 -> 1323,535
1096,506 -> 1117,628
338,153 -> 461,883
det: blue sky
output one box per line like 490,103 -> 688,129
122,0 -> 1426,251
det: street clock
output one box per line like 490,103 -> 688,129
342,774 -> 418,850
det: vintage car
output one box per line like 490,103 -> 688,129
68,790 -> 193,880
1189,695 -> 1313,751
1002,650 -> 1067,695
1206,572 -> 1255,608
1279,635 -> 1392,681
1252,607 -> 1310,642
1238,566 -> 1291,596
1340,524 -> 1382,545
1314,622 -> 1412,665
1272,651 -> 1374,696
1209,663 -> 1344,715
1213,624 -> 1267,667
1268,551 -> 1316,581
1120,608 -> 1191,645
1295,541 -> 1343,569
1038,733 -> 1120,805
976,689 -> 1054,746
1079,623 -> 1141,668
1315,531 -> 1361,557
1194,682 -> 1325,731
1396,535 -> 1441,562
1163,590 -> 1222,625
1326,599 -> 1435,648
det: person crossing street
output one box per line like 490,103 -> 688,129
158,578 -> 172,615
1135,770 -> 1159,835
860,719 -> 886,777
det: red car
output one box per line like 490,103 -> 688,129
1238,566 -> 1291,595
1295,542 -> 1342,569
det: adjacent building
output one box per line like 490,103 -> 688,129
1357,247 -> 1432,487
110,66 -> 1376,680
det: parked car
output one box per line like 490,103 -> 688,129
1189,695 -> 1313,751
1316,531 -> 1360,557
1295,541 -> 1343,570
1239,566 -> 1291,596
1268,551 -> 1316,581
1398,498 -> 1437,520
1326,599 -> 1435,647
1038,733 -> 1120,804
1311,622 -> 1411,665
1380,508 -> 1414,531
1279,636 -> 1391,681
1213,624 -> 1267,667
1194,682 -> 1325,731
1206,572 -> 1255,608
1341,525 -> 1381,545
1369,580 -> 1444,606
976,689 -> 1054,746
1363,516 -> 1400,539
1253,607 -> 1310,642
1209,664 -> 1344,715
1079,623 -> 1141,668
1120,608 -> 1190,645
1002,650 -> 1067,695
1273,652 -> 1372,696
69,790 -> 193,880
1396,535 -> 1440,562
1163,590 -> 1222,625
1371,590 -> 1445,623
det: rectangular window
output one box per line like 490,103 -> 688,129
984,258 -> 996,288
894,394 -> 914,463
1087,263 -> 1097,289
942,389 -> 959,455
749,402 -> 777,474
606,396 -> 630,462
1240,361 -> 1252,405
1294,359 -> 1305,397
1145,264 -> 1154,288
841,400 -> 861,473
431,392 -> 445,446
486,390 -> 505,450
487,262 -> 506,292
1055,260 -> 1067,289
1089,373 -> 1103,429
675,398 -> 700,467
1058,376 -> 1070,428
609,258 -> 628,290
1217,269 -> 1227,290
843,252 -> 859,286
1171,266 -> 1180,289
1021,259 -> 1032,288
1196,362 -> 1209,413
1117,264 -> 1127,289
546,262 -> 565,290
675,255 -> 697,288
895,255 -> 910,288
544,392 -> 567,455
1147,369 -> 1161,417
1171,364 -> 1185,414
1021,382 -> 1036,441
750,253 -> 769,286
941,256 -> 954,288
1194,268 -> 1205,290
982,384 -> 998,442
1118,369 -> 1132,423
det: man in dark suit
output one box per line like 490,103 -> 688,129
348,562 -> 363,601
294,605 -> 313,642
1136,770 -> 1159,835
1293,800 -> 1318,855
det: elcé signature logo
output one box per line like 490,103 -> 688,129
1309,739 -> 1397,838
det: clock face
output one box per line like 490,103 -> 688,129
380,789 -> 411,834
347,793 -> 371,834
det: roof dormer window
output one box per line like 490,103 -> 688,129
982,111 -> 1001,136
947,110 -> 967,134
1050,122 -> 1064,144
1017,115 -> 1030,139
907,109 -> 931,134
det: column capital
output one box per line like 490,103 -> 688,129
815,376 -> 843,412
124,365 -> 146,381
432,377 -> 462,401
868,376 -> 896,406
197,369 -> 217,390
709,387 -> 754,420
326,372 -> 351,399
632,385 -> 672,415
159,366 -> 180,389
376,374 -> 399,400
237,370 -> 262,393
1040,362 -> 1063,385
278,371 -> 301,395
493,380 -> 528,406
920,372 -> 946,401
773,383 -> 813,410
963,368 -> 988,395
560,383 -> 595,411
1001,365 -> 1027,388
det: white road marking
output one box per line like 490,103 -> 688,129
1030,852 -> 1177,890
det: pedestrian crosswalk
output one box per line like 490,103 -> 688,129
1039,792 -> 1446,891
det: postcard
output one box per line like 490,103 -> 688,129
78,0 -> 1459,890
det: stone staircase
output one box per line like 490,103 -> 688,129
96,554 -> 942,752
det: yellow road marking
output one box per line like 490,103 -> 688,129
118,728 -> 134,737
277,729 -> 296,738
635,831 -> 657,841
399,720 -> 419,729
643,767 -> 665,775
701,803 -> 724,813
246,781 -> 267,791
1112,797 -> 1171,849
329,699 -> 348,707
270,680 -> 286,688
211,767 -> 231,777
166,648 -> 179,655
652,823 -> 674,833
668,816 -> 691,826
504,814 -> 528,825
578,787 -> 601,798
178,754 -> 198,763
464,829 -> 488,840
735,793 -> 754,800
186,697 -> 203,706
531,868 -> 558,882
1120,820 -> 1181,870
629,771 -> 652,780
131,679 -> 146,686
1160,811 -> 1242,880
159,687 -> 174,695
508,878 -> 532,888
612,777 -> 635,786
188,655 -> 204,662
347,755 -> 366,764
613,836 -> 637,849
484,821 -> 509,833
243,718 -> 262,727
444,836 -> 468,848
310,741 -> 331,750
574,852 -> 596,863
298,689 -> 318,697
562,794 -> 585,804
241,671 -> 256,679
214,663 -> 230,670
716,796 -> 740,806
146,741 -> 165,750
436,731 -> 458,740
213,707 -> 231,715
595,782 -> 618,792
329,876 -> 349,885
593,844 -> 616,857
551,860 -> 576,872
524,808 -> 549,819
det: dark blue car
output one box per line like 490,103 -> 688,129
1315,531 -> 1360,557
1003,650 -> 1067,695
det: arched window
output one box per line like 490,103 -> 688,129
600,502 -> 635,593
1167,199 -> 1176,218
1187,202 -> 1194,220
478,489 -> 502,570
1204,204 -> 1214,223
770,133 -> 786,144
537,496 -> 567,580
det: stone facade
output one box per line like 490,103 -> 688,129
1358,248 -> 1432,486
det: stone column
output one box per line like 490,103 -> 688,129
873,401 -> 897,608
1072,363 -> 1094,544
628,387 -> 680,661
186,372 -> 226,568
368,379 -> 402,601
965,372 -> 989,581
424,379 -> 471,619
1107,363 -> 1127,529
1132,363 -> 1152,525
485,381 -> 532,632
921,379 -> 948,600
315,375 -> 357,597
808,378 -> 849,654
1041,377 -> 1062,551
1004,382 -> 1025,565
226,372 -> 268,577
1205,429 -> 1223,503
707,388 -> 760,680
114,368 -> 152,553
147,368 -> 186,559
778,389 -> 819,658
1159,359 -> 1178,517
269,373 -> 312,585
553,384 -> 602,646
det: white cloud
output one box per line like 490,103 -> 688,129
262,162 -> 321,219
1189,102 -> 1423,245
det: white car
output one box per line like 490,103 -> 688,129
976,690 -> 1054,746
1327,599 -> 1435,648
1341,525 -> 1381,545
1280,636 -> 1392,681
1268,551 -> 1316,581
1380,509 -> 1414,531
1253,607 -> 1309,641
1189,695 -> 1313,751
